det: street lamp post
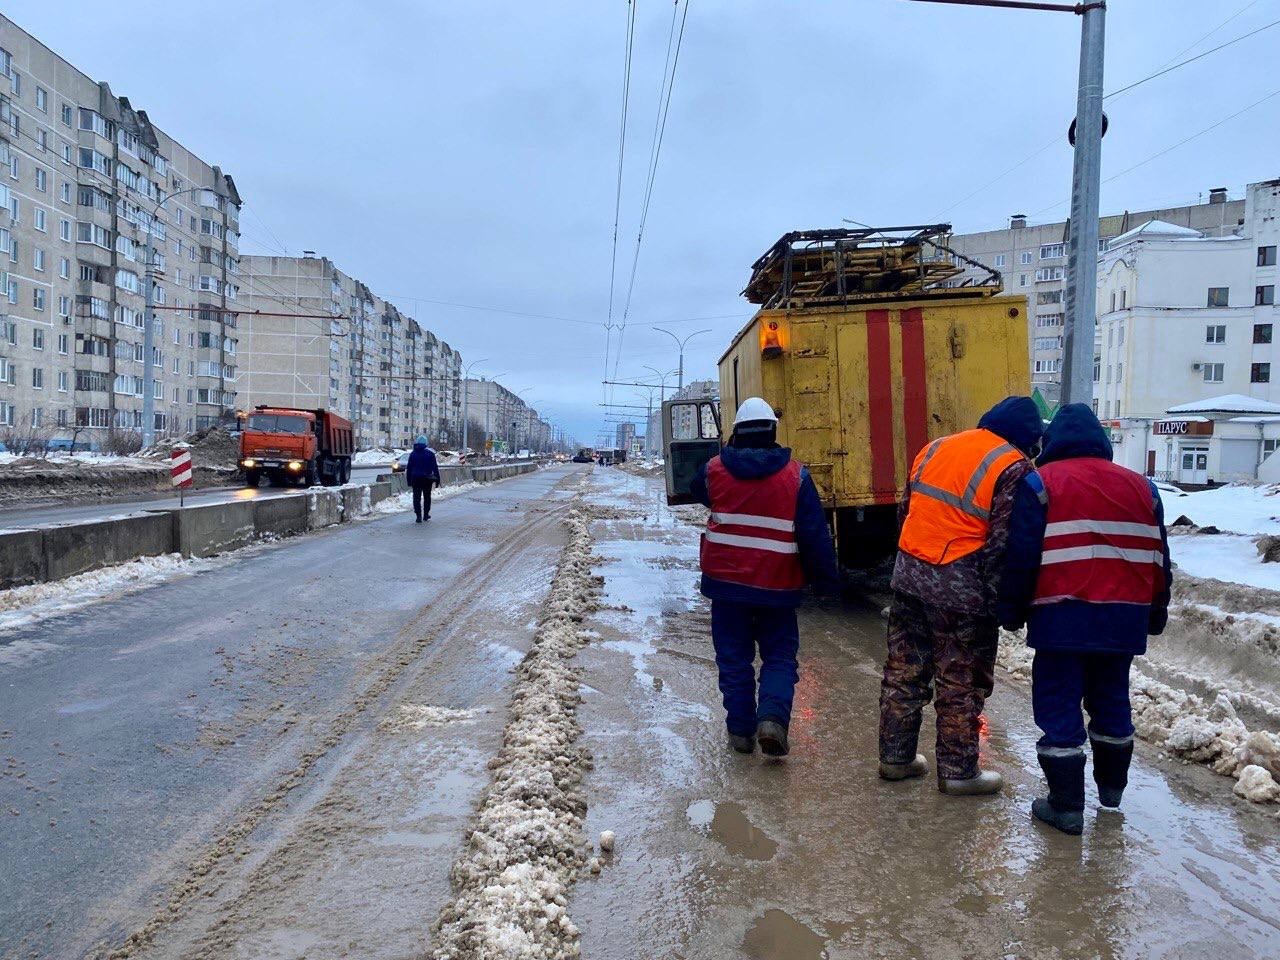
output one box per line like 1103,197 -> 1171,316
142,185 -> 220,448
642,365 -> 677,454
460,358 -> 488,455
652,327 -> 712,392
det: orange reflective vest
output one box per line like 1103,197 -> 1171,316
899,428 -> 1027,565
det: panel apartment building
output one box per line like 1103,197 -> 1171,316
463,378 -> 550,452
946,187 -> 1246,405
0,14 -> 241,445
239,253 -> 462,450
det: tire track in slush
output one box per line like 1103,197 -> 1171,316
97,493 -> 576,960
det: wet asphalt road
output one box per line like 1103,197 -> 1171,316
3,463 -> 1279,959
0,465 -> 387,530
0,466 -> 581,960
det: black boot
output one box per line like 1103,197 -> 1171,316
727,732 -> 755,754
756,719 -> 789,757
1090,732 -> 1134,809
1032,749 -> 1086,836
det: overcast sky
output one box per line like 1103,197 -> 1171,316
11,0 -> 1278,444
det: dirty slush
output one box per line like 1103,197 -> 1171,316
431,506 -> 603,959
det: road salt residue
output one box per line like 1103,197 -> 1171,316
431,507 -> 602,959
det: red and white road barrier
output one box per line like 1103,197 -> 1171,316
171,447 -> 193,488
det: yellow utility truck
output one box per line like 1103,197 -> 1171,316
666,224 -> 1029,567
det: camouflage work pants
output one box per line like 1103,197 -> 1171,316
878,591 -> 998,780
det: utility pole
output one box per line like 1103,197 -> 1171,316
653,328 -> 711,392
1061,4 -> 1106,406
460,358 -> 488,454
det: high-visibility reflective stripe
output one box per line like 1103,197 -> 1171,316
709,512 -> 796,533
704,531 -> 800,555
1037,745 -> 1086,758
911,439 -> 942,482
910,481 -> 991,520
962,442 -> 1018,504
1088,731 -> 1134,746
1042,545 -> 1163,565
1045,520 -> 1161,539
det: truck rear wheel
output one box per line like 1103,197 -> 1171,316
340,459 -> 351,484
244,469 -> 261,488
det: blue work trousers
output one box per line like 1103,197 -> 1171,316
1031,649 -> 1134,750
710,599 -> 800,737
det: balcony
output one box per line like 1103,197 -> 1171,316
75,313 -> 112,340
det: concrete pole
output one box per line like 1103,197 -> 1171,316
1061,4 -> 1105,407
142,222 -> 156,447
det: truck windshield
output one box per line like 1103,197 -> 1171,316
246,414 -> 310,434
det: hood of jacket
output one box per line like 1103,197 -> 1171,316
977,396 -> 1044,455
413,440 -> 428,450
1038,402 -> 1113,465
719,444 -> 793,480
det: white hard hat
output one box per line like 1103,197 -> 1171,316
733,397 -> 778,427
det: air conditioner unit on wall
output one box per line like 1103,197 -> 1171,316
1192,362 -> 1203,370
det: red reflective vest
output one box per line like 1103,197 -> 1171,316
1034,457 -> 1162,607
700,456 -> 805,592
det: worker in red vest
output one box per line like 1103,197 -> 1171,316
690,397 -> 840,757
879,396 -> 1043,795
998,403 -> 1172,835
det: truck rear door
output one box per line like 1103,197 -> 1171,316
662,398 -> 721,506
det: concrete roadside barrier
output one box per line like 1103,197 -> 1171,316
367,481 -> 394,506
439,465 -> 472,487
161,499 -> 256,559
340,485 -> 368,521
308,489 -> 343,530
254,494 -> 309,538
43,512 -> 173,582
0,528 -> 47,589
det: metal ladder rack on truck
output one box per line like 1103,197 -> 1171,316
239,406 -> 355,488
663,223 -> 1030,568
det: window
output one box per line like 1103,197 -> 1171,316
1203,362 -> 1225,383
1019,274 -> 1027,287
32,328 -> 44,350
1110,291 -> 1115,312
1116,362 -> 1123,383
59,218 -> 71,241
1037,290 -> 1063,305
1252,363 -> 1271,384
1118,322 -> 1126,346
1036,313 -> 1064,328
1207,287 -> 1229,307
1035,266 -> 1065,282
61,102 -> 73,126
59,180 -> 70,203
1258,285 -> 1276,307
33,248 -> 44,271
1206,324 -> 1226,344
34,208 -> 46,231
1033,336 -> 1063,350
1039,243 -> 1065,260
1255,323 -> 1273,344
57,370 -> 68,392
57,333 -> 67,353
1033,359 -> 1061,375
1020,251 -> 1033,265
35,168 -> 46,192
1260,246 -> 1278,267
993,254 -> 1006,268
32,288 -> 45,310
57,295 -> 69,317
31,367 -> 43,390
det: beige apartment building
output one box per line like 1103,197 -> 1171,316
946,188 -> 1246,405
463,378 -> 549,452
239,253 -> 462,450
0,14 -> 241,448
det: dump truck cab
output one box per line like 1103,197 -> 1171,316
239,406 -> 354,488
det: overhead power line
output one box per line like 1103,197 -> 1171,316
1104,17 -> 1280,101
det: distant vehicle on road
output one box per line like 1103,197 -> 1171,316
572,448 -> 595,463
390,451 -> 411,474
240,406 -> 354,488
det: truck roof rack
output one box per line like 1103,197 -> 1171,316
743,224 -> 1003,309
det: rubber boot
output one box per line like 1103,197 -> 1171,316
728,733 -> 755,755
1090,733 -> 1134,809
879,754 -> 928,781
756,719 -> 789,757
1031,750 -> 1086,835
938,770 -> 1003,796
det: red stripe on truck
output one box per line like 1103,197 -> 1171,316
900,307 -> 928,467
866,310 -> 896,504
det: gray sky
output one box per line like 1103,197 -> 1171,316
12,0 -> 1278,444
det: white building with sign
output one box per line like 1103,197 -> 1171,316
1108,394 -> 1280,486
1095,179 -> 1280,421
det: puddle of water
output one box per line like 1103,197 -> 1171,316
686,799 -> 778,861
743,908 -> 827,960
56,696 -> 118,716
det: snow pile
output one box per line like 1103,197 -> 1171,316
0,553 -> 223,638
431,508 -> 602,959
371,481 -> 482,515
353,448 -> 406,466
1161,482 -> 1280,536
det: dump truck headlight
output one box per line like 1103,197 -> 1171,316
288,460 -> 304,471
241,458 -> 257,468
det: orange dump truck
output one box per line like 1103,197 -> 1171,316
239,406 -> 354,488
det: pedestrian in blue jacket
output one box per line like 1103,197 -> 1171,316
997,404 -> 1172,834
405,435 -> 441,523
690,397 -> 841,757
